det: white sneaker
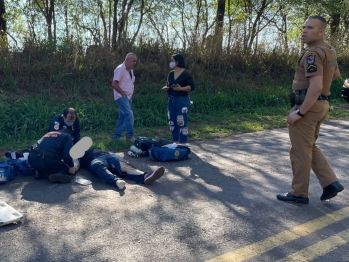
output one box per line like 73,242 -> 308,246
144,167 -> 165,185
116,179 -> 126,190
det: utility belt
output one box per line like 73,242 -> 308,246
289,89 -> 329,107
31,147 -> 61,160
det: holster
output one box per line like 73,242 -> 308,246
295,89 -> 307,105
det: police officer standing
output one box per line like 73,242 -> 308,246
277,16 -> 344,204
48,108 -> 81,145
28,128 -> 75,183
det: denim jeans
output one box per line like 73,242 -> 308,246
89,153 -> 144,186
112,96 -> 134,139
168,96 -> 191,143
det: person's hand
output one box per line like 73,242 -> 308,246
287,110 -> 302,125
68,167 -> 76,175
172,84 -> 181,91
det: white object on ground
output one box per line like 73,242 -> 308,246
75,176 -> 92,185
0,199 -> 24,226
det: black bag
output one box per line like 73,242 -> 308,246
134,137 -> 159,156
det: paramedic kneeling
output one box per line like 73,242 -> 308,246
28,128 -> 75,183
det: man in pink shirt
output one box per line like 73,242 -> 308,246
111,53 -> 137,143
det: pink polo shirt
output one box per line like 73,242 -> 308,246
113,62 -> 135,100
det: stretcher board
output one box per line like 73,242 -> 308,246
0,199 -> 24,226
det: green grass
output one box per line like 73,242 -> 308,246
1,76 -> 349,159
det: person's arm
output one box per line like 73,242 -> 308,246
48,116 -> 57,132
73,118 -> 81,144
62,136 -> 74,167
172,71 -> 195,92
112,80 -> 126,97
287,75 -> 322,125
332,67 -> 340,81
298,75 -> 322,114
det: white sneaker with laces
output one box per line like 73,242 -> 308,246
116,179 -> 126,190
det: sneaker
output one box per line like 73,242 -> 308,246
144,167 -> 165,185
126,137 -> 135,143
49,173 -> 71,184
116,179 -> 126,190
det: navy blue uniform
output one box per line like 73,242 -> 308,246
48,114 -> 81,144
28,131 -> 74,177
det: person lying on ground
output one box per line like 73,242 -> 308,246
79,148 -> 165,190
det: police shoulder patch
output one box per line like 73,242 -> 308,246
306,52 -> 317,73
54,125 -> 59,130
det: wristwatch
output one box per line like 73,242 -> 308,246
296,109 -> 305,117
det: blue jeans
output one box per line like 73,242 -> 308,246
89,153 -> 144,187
168,96 -> 191,143
112,96 -> 134,139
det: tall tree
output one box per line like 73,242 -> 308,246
33,0 -> 55,44
0,0 -> 7,48
213,0 -> 225,55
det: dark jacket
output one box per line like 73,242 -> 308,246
34,131 -> 74,167
48,114 -> 81,144
80,149 -> 109,169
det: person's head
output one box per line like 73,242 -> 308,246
301,16 -> 327,46
170,54 -> 185,69
62,108 -> 77,126
124,53 -> 137,69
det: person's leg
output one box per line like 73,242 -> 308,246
119,97 -> 134,139
168,96 -> 180,142
288,112 -> 317,198
90,155 -> 125,189
112,98 -> 126,139
310,101 -> 344,200
177,96 -> 191,143
311,102 -> 338,186
29,153 -> 71,183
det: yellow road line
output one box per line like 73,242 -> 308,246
276,228 -> 349,262
206,207 -> 349,262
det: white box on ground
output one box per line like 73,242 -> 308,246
0,199 -> 24,226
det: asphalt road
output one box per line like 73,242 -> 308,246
1,118 -> 349,262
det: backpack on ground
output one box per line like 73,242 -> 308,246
5,150 -> 36,177
133,137 -> 159,156
0,162 -> 15,184
148,144 -> 191,162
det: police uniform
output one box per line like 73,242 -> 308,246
48,114 -> 81,144
28,131 -> 74,177
289,43 -> 339,198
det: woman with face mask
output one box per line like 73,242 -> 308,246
48,108 -> 81,144
162,54 -> 195,143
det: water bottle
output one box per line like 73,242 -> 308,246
127,151 -> 138,157
130,145 -> 143,155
